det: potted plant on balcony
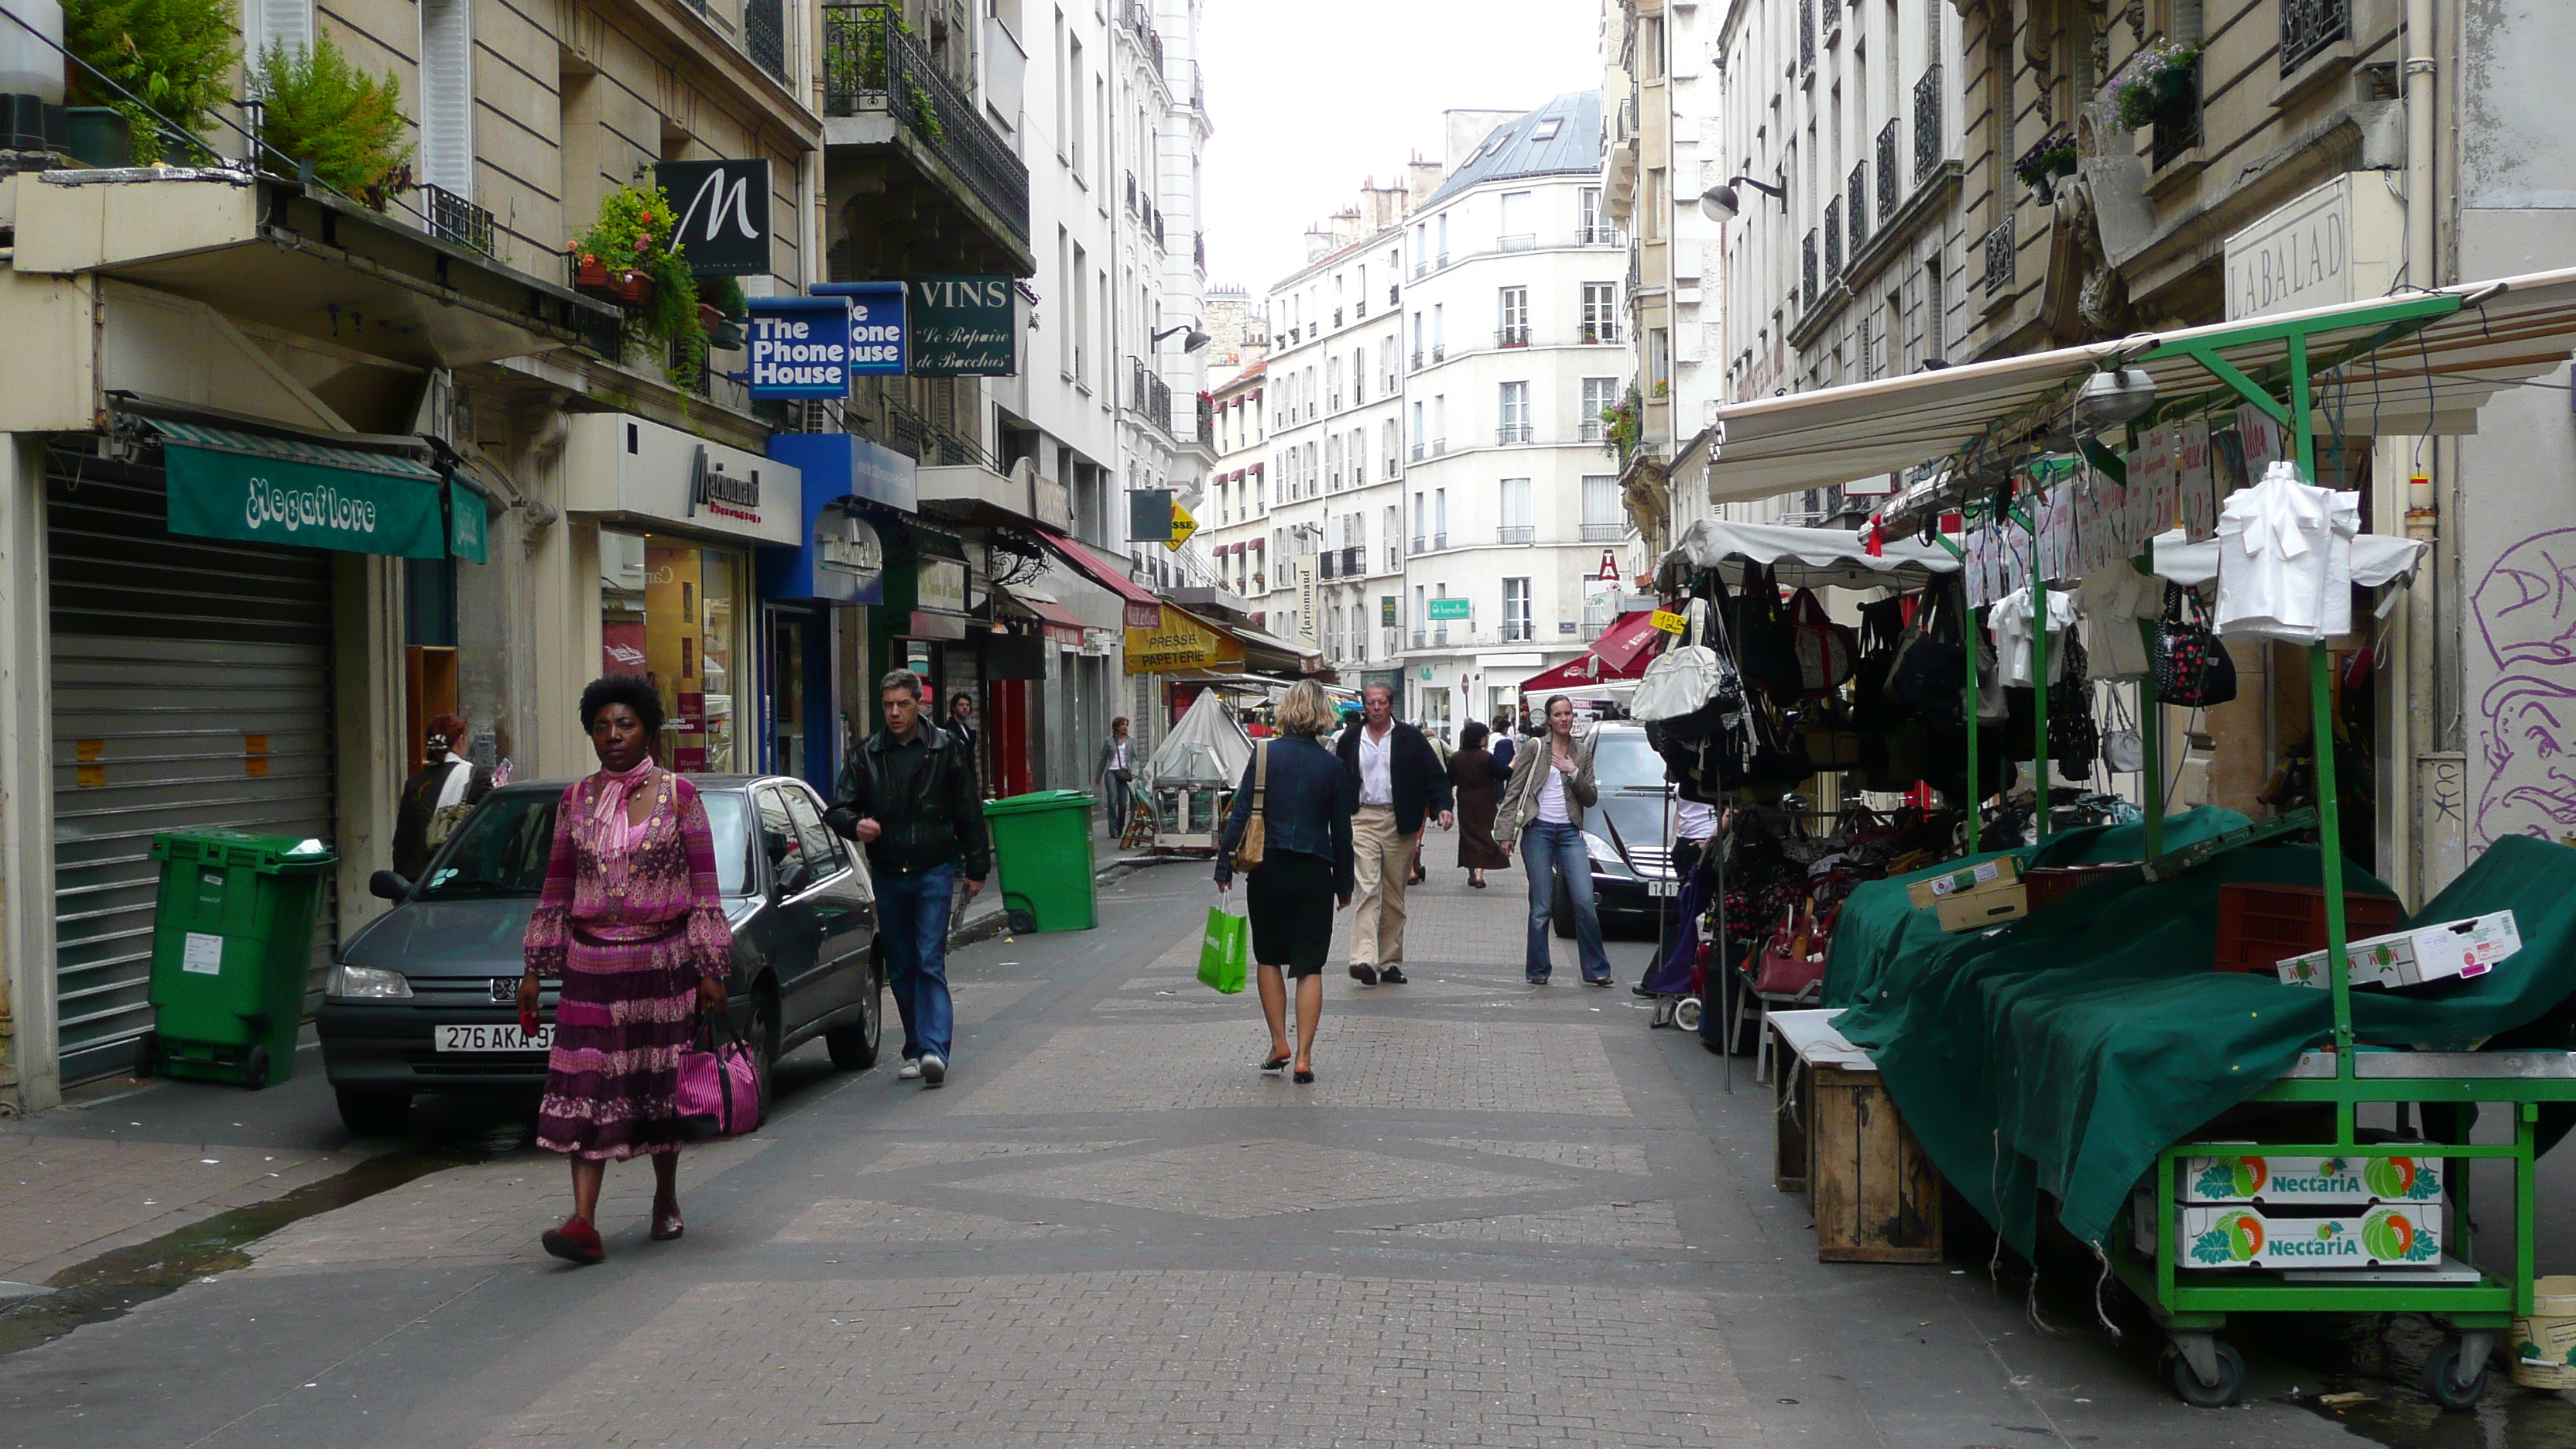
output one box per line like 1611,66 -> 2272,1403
65,0 -> 237,164
698,273 -> 746,351
1600,387 -> 1641,462
2012,130 -> 2078,204
252,34 -> 412,207
570,183 -> 704,385
2113,39 -> 2201,132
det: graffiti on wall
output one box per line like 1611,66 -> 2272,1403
2473,529 -> 2576,848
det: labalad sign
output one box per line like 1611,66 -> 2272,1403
906,275 -> 1017,376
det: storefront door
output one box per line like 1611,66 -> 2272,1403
599,531 -> 749,772
762,604 -> 834,794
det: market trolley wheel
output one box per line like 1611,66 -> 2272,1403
2161,1338 -> 2245,1409
1672,996 -> 1704,1033
2422,1338 -> 2490,1413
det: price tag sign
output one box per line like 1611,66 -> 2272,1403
1649,609 -> 1687,634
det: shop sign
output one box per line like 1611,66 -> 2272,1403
2224,174 -> 2405,321
906,275 -> 1019,376
812,509 -> 884,605
1081,626 -> 1115,657
1379,595 -> 1396,628
685,444 -> 763,526
1166,501 -> 1197,550
917,557 -> 968,613
1294,560 -> 1321,650
653,159 -> 771,276
1125,604 -> 1245,676
164,444 -> 447,559
564,413 -> 802,546
810,282 -> 908,376
447,479 -> 488,564
1129,487 -> 1175,543
746,296 -> 858,399
1425,597 -> 1471,621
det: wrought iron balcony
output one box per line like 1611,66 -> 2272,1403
1580,522 -> 1625,541
1384,456 -> 1399,478
2150,63 -> 2204,168
1801,228 -> 1818,309
420,183 -> 493,255
1411,441 -> 1427,461
744,0 -> 785,83
1824,197 -> 1842,285
1411,349 -> 1424,370
1847,162 -> 1869,253
1580,321 -> 1620,345
1496,326 -> 1530,348
1502,618 -> 1535,642
2282,0 -> 2348,75
1497,233 -> 1536,252
1495,424 -> 1533,444
1496,526 -> 1535,545
1431,344 -> 1445,363
1411,535 -> 1427,554
1433,532 -> 1447,550
1576,224 -> 1617,245
1799,0 -> 1814,72
1913,64 -> 1943,187
1875,119 -> 1899,227
1320,551 -> 1338,579
1982,217 -> 2015,295
1430,438 -> 1447,456
1340,546 -> 1365,575
1579,419 -> 1606,444
823,2 -> 1031,253
1411,629 -> 1427,649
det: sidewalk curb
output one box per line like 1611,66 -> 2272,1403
948,852 -> 1195,949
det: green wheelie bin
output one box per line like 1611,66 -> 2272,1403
142,830 -> 337,1088
980,790 -> 1098,933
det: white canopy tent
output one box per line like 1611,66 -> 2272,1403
1656,518 -> 1963,593
1145,687 -> 1252,790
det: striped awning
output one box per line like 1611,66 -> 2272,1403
142,418 -> 443,481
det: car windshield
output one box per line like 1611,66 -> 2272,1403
416,788 -> 751,899
1588,728 -> 1667,792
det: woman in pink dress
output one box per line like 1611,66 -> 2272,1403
516,675 -> 731,1264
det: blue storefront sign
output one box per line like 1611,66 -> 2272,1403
760,431 -> 918,604
810,282 -> 906,377
746,295 -> 855,398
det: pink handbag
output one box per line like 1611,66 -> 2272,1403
675,1017 -> 762,1139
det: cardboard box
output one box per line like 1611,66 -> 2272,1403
1935,880 -> 2027,933
2276,911 -> 2522,990
2179,1151 -> 2448,1205
1906,855 -> 2022,912
2134,1199 -> 2444,1269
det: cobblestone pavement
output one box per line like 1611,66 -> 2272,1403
0,864 -> 2400,1448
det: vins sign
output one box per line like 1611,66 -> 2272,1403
907,274 -> 1018,376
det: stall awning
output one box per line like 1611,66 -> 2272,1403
1039,533 -> 1165,629
1694,267 -> 2576,506
1591,609 -> 1666,672
142,416 -> 459,560
999,588 -> 1088,645
1657,519 -> 1961,592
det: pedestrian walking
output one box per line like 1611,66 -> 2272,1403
947,691 -> 981,781
1495,694 -> 1612,986
1332,683 -> 1453,985
519,677 -> 731,1265
1214,680 -> 1353,1084
1447,721 -> 1511,889
1094,717 -> 1136,841
393,713 -> 491,882
827,670 -> 990,1088
1488,714 -> 1517,772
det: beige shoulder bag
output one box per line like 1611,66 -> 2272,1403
1231,739 -> 1270,872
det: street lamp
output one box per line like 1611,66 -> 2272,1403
1152,323 -> 1212,351
1699,176 -> 1788,222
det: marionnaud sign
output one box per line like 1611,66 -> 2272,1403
811,281 -> 908,377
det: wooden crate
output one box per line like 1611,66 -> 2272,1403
1773,1054 -> 1808,1192
1806,1062 -> 1944,1263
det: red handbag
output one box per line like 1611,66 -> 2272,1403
1786,588 -> 1858,697
1749,902 -> 1828,1000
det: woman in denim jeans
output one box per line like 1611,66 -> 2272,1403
1494,696 -> 1610,985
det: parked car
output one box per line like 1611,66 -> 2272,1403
1549,722 -> 1681,940
319,775 -> 882,1135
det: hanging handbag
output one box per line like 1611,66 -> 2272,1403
1632,597 -> 1745,736
675,1014 -> 763,1140
1886,584 -> 1970,721
1849,596 -> 1907,730
1735,564 -> 1801,701
1783,587 -> 1859,697
1798,701 -> 1867,770
2154,583 -> 2239,707
2047,633 -> 2099,779
2101,686 -> 2146,774
1749,901 -> 1828,1000
1231,740 -> 1269,872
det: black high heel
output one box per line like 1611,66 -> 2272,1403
1259,1053 -> 1290,1072
1293,1067 -> 1315,1084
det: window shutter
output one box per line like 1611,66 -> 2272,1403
419,0 -> 474,197
246,0 -> 310,65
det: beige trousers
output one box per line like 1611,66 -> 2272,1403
1348,804 -> 1417,968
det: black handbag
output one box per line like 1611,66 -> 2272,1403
1735,564 -> 1801,703
2047,634 -> 2099,778
1886,584 -> 1970,722
1849,596 -> 1907,731
2153,584 -> 2239,707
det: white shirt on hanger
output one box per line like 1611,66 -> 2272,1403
1990,586 -> 2079,687
2215,462 -> 2358,645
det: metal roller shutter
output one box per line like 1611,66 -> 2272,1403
46,446 -> 339,1085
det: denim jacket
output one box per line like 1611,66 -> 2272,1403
1214,735 -> 1355,895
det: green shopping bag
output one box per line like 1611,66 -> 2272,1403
1197,906 -> 1249,994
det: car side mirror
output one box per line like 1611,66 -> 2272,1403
369,869 -> 413,902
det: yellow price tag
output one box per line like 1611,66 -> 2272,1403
1649,609 -> 1687,635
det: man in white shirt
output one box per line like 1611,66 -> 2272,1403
1332,685 -> 1454,984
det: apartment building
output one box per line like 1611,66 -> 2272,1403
1202,358 -> 1269,613
1398,96 -> 1633,735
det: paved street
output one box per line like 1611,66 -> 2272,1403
1,861 -> 2570,1447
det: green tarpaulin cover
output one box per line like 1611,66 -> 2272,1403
1824,828 -> 2576,1256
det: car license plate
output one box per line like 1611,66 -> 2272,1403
435,1023 -> 553,1053
1647,879 -> 1679,898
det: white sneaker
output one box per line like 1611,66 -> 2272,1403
898,1059 -> 923,1080
920,1053 -> 947,1088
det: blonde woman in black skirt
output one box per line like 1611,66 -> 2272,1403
1214,682 -> 1355,1084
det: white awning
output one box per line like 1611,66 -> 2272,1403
2144,528 -> 2429,591
1693,268 -> 2576,506
1657,518 -> 1960,592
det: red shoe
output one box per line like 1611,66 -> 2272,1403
650,1204 -> 685,1242
542,1214 -> 605,1265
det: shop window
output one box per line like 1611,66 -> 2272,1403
601,529 -> 745,772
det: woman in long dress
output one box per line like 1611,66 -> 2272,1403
517,675 -> 731,1264
1447,721 -> 1511,888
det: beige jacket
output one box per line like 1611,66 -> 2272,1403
1494,729 -> 1601,838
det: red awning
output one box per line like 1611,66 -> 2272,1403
1519,653 -> 1626,695
1040,534 -> 1163,629
1009,594 -> 1088,645
1589,610 -> 1663,672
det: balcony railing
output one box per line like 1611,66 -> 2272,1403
421,183 -> 494,255
1410,442 -> 1426,461
1413,259 -> 1428,279
1982,216 -> 2015,295
744,0 -> 785,82
1354,299 -> 1366,319
1433,625 -> 1449,647
823,4 -> 1032,246
1913,64 -> 1943,187
1333,307 -> 1344,328
1384,456 -> 1399,478
1580,522 -> 1625,541
1431,344 -> 1445,363
1319,552 -> 1338,580
1196,391 -> 1214,444
2150,63 -> 2204,168
1194,231 -> 1206,270
1129,356 -> 1173,433
1502,618 -> 1534,642
1385,546 -> 1399,572
1875,119 -> 1899,228
1497,233 -> 1536,252
1801,228 -> 1818,308
1824,197 -> 1843,285
1496,326 -> 1530,348
1579,419 -> 1606,444
1119,0 -> 1163,73
1411,535 -> 1427,554
1430,438 -> 1447,456
1434,531 -> 1447,550
1410,350 -> 1424,370
1340,546 -> 1365,575
1495,424 -> 1533,444
1411,629 -> 1427,649
2282,0 -> 2348,74
1576,224 -> 1616,245
1580,320 -> 1620,345
1496,526 -> 1534,545
1799,0 -> 1815,72
1846,162 -> 1869,253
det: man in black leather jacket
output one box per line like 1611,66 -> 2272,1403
827,670 -> 990,1087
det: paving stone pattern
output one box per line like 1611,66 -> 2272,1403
0,1135 -> 351,1279
774,1199 -> 1096,1243
1338,1198 -> 1688,1249
969,1137 -> 1554,1219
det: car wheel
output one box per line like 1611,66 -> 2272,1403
335,1087 -> 411,1136
751,985 -> 783,1123
825,954 -> 885,1070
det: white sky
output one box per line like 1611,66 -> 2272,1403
1199,0 -> 1605,302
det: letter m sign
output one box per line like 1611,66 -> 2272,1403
653,159 -> 772,276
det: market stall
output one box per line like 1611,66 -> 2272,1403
1671,267 -> 2576,1410
1137,684 -> 1255,855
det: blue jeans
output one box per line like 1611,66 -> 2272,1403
879,862 -> 956,1062
1522,822 -> 1610,983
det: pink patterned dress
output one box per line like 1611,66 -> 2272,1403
524,769 -> 731,1160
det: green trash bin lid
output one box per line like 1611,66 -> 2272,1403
148,829 -> 338,872
981,790 -> 1098,817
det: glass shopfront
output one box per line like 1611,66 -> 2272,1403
601,530 -> 747,772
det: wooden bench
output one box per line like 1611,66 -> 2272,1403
1767,1008 -> 1945,1264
